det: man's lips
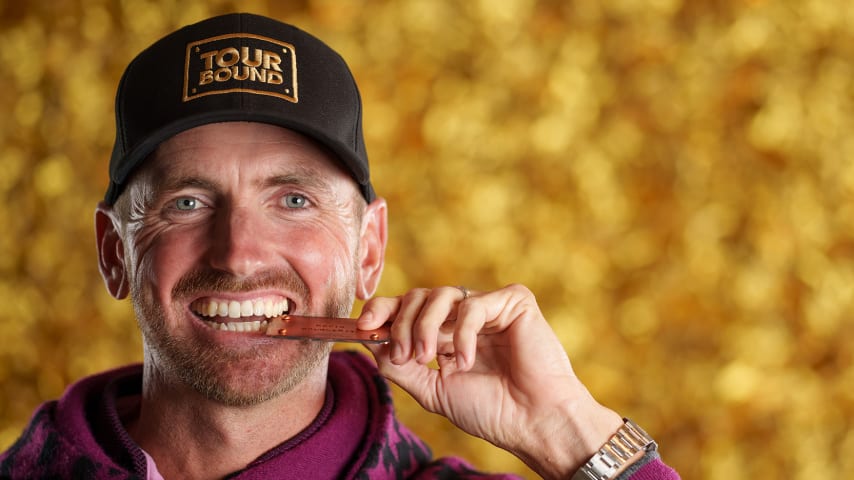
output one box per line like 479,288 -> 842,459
190,296 -> 291,333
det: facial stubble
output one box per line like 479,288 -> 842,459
132,266 -> 355,407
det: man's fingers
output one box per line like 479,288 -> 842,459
367,345 -> 441,412
356,296 -> 400,329
410,286 -> 465,364
361,285 -> 526,370
389,288 -> 434,363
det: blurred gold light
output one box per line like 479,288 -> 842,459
2,1 -> 853,479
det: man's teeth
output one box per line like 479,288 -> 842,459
191,298 -> 290,319
191,298 -> 289,333
204,319 -> 269,333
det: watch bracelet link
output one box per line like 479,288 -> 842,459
571,418 -> 657,480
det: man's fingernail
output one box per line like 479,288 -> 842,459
414,342 -> 426,362
391,342 -> 404,362
357,312 -> 373,327
457,351 -> 470,369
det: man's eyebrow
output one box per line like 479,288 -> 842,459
262,170 -> 333,193
159,176 -> 221,194
151,167 -> 336,195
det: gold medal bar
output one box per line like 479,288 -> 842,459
266,315 -> 390,344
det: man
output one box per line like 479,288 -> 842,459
0,13 -> 680,480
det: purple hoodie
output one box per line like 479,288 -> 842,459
0,351 -> 679,479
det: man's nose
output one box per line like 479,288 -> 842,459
207,206 -> 269,277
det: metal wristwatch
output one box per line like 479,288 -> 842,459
571,418 -> 657,480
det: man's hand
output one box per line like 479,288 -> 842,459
357,284 -> 625,479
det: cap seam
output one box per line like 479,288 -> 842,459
353,78 -> 362,175
115,60 -> 137,164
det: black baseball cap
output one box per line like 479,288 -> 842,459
104,12 -> 375,204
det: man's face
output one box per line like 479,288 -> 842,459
113,122 -> 369,406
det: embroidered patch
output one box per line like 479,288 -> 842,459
183,33 -> 298,103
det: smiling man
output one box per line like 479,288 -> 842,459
0,13 -> 680,480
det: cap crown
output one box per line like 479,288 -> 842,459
106,13 -> 374,204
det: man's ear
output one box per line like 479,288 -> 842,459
95,202 -> 129,299
355,198 -> 388,300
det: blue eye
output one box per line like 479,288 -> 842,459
175,197 -> 198,210
283,194 -> 308,208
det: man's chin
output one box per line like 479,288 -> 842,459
157,338 -> 332,407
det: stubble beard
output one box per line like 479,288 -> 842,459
132,267 -> 355,407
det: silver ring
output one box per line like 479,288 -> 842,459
456,285 -> 470,300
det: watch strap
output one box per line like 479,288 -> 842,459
571,418 -> 657,480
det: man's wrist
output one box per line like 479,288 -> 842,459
512,397 -> 625,480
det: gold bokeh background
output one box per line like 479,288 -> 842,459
1,0 -> 853,478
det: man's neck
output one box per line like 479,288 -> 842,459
125,365 -> 329,480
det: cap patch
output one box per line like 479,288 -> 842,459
183,33 -> 298,103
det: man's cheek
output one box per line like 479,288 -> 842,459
129,238 -> 182,308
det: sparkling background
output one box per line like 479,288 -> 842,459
2,1 -> 853,478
